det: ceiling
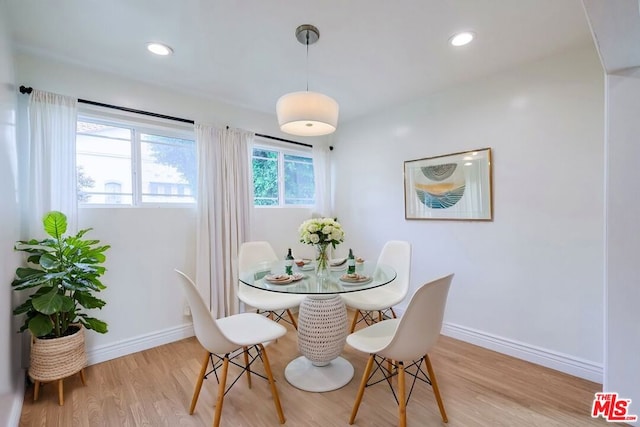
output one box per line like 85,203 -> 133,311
7,0 -> 595,124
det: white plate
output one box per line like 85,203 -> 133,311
339,275 -> 372,285
265,274 -> 294,284
298,264 -> 314,271
330,258 -> 347,267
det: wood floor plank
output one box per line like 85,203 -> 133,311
20,313 -> 620,426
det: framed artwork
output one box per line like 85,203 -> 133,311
404,148 -> 493,221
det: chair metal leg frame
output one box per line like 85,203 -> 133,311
189,345 -> 285,425
349,354 -> 448,425
256,309 -> 298,330
349,308 -> 397,333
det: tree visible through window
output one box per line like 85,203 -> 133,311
76,117 -> 196,206
252,146 -> 315,206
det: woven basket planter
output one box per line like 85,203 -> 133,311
29,324 -> 87,382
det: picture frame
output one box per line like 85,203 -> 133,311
404,148 -> 493,221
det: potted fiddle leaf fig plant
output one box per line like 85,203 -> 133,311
11,210 -> 109,396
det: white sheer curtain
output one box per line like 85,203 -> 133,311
195,124 -> 253,318
312,143 -> 332,217
23,89 -> 78,236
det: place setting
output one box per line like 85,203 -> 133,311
330,258 -> 348,271
264,272 -> 305,285
295,258 -> 314,271
339,273 -> 372,285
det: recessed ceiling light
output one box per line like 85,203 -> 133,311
449,32 -> 475,47
146,42 -> 173,56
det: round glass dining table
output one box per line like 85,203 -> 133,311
239,262 -> 396,392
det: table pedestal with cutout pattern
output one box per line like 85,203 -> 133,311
284,294 -> 354,392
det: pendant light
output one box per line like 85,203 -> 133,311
276,24 -> 339,137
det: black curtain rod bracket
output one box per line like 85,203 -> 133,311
18,85 -> 312,149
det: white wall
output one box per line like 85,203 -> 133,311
333,44 -> 605,381
14,52 -> 322,364
605,70 -> 640,425
253,207 -> 317,259
0,0 -> 23,423
12,41 -> 609,388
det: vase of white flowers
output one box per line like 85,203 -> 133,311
299,217 -> 345,280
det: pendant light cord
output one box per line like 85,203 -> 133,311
305,30 -> 310,91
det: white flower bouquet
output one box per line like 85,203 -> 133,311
298,217 -> 345,248
299,218 -> 345,279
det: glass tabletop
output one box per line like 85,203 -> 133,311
239,261 -> 396,295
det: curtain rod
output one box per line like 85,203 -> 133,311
19,85 -> 314,149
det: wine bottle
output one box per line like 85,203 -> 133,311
347,248 -> 356,274
285,248 -> 294,275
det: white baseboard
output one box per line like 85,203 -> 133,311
441,322 -> 603,383
0,372 -> 25,427
86,323 -> 194,366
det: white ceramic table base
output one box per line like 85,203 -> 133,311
284,355 -> 354,392
285,293 -> 352,392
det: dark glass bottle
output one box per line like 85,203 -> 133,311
347,248 -> 356,274
285,248 -> 294,275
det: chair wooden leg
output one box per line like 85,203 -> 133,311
33,380 -> 40,401
378,311 -> 383,322
350,354 -> 375,425
286,309 -> 298,330
212,357 -> 229,427
189,351 -> 210,414
398,362 -> 406,427
387,360 -> 394,376
58,379 -> 64,406
390,307 -> 397,318
349,310 -> 360,333
258,343 -> 286,424
424,354 -> 448,423
243,347 -> 252,389
80,369 -> 87,386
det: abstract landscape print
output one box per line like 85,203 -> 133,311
404,148 -> 493,220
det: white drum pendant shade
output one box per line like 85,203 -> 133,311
277,91 -> 339,137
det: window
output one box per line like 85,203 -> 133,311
104,181 -> 122,204
76,114 -> 196,206
252,144 -> 315,206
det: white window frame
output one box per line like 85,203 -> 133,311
252,137 -> 315,208
77,106 -> 196,208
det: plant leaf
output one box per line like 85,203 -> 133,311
14,267 -> 44,280
43,211 -> 67,239
12,299 -> 33,315
32,286 -> 64,315
81,317 -> 108,333
39,253 -> 60,270
28,314 -> 53,337
60,295 -> 75,312
75,292 -> 106,309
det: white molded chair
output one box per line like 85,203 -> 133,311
175,269 -> 287,427
238,241 -> 305,329
346,274 -> 454,427
341,240 -> 411,332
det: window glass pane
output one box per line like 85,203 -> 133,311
284,154 -> 315,205
253,148 -> 279,205
140,134 -> 196,203
76,121 -> 133,205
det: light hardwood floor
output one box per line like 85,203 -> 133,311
20,316 -> 618,426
